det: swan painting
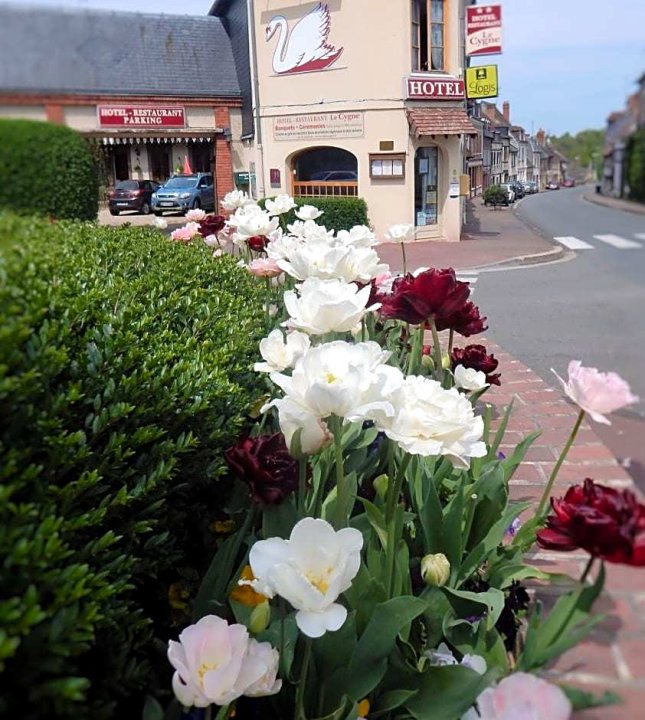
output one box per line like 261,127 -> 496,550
265,3 -> 344,75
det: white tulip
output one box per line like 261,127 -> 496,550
254,329 -> 311,373
267,341 -> 403,427
248,518 -> 363,638
283,278 -> 377,335
384,224 -> 415,242
377,375 -> 486,468
203,234 -> 220,248
265,194 -> 297,216
185,208 -> 206,222
266,395 -> 333,455
454,365 -> 489,392
242,640 -> 282,697
221,189 -> 254,212
233,211 -> 280,240
336,225 -> 377,248
226,203 -> 264,230
295,204 -> 324,221
153,216 -> 168,229
278,242 -> 389,283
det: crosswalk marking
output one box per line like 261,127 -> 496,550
457,275 -> 478,285
553,236 -> 594,250
593,234 -> 642,249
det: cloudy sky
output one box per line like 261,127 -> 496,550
7,0 -> 645,136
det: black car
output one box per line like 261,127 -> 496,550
108,179 -> 159,216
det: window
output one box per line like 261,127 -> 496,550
369,153 -> 406,179
411,0 -> 445,72
414,146 -> 439,226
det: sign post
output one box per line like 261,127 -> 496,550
466,5 -> 502,57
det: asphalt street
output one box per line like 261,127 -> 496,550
470,186 -> 645,489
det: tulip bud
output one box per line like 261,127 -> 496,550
249,600 -> 271,634
373,473 -> 389,499
421,553 -> 450,587
421,354 -> 434,370
442,353 -> 451,369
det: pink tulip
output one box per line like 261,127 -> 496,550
553,360 -> 638,424
171,226 -> 198,243
248,258 -> 283,278
185,208 -> 207,222
167,615 -> 280,708
476,673 -> 572,719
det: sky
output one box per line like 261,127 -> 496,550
6,0 -> 645,136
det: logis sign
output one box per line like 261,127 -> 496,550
265,2 -> 343,75
465,65 -> 498,100
465,4 -> 502,57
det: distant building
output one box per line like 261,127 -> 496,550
602,94 -> 639,197
0,4 -> 249,198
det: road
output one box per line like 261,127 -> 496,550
470,186 -> 645,489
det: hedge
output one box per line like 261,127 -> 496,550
260,196 -> 369,231
0,119 -> 98,220
0,214 -> 266,719
626,128 -> 645,203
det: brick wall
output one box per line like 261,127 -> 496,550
214,106 -> 234,206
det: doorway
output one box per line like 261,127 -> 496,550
148,145 -> 172,183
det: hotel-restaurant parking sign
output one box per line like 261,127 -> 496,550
466,5 -> 502,57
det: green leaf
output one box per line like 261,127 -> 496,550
142,695 -> 164,720
405,665 -> 495,719
561,684 -> 621,710
372,689 -> 419,717
344,596 -> 427,700
358,498 -> 389,551
443,474 -> 466,573
443,586 -> 505,628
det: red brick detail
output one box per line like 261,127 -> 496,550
45,104 -> 64,124
214,107 -> 234,205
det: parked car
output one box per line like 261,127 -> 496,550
546,179 -> 560,190
152,173 -> 215,215
510,180 -> 525,199
499,182 -> 516,204
108,179 -> 159,215
309,170 -> 358,181
522,181 -> 538,194
562,178 -> 575,188
483,183 -> 514,206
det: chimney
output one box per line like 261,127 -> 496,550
502,101 -> 510,123
536,128 -> 545,145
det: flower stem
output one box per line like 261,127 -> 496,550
298,456 -> 308,516
406,324 -> 424,375
448,329 -> 454,355
331,416 -> 347,528
400,241 -> 408,275
384,453 -> 412,597
429,318 -> 444,384
295,637 -> 313,720
213,704 -> 229,720
580,555 -> 595,584
536,409 -> 586,517
264,277 -> 271,332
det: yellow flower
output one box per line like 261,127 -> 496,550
358,698 -> 370,717
211,519 -> 235,534
229,565 -> 268,607
168,582 -> 190,611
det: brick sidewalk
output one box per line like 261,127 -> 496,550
481,340 -> 645,718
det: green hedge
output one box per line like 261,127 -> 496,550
261,196 -> 370,231
0,119 -> 98,220
0,214 -> 266,719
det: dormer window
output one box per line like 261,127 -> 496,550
411,0 -> 445,72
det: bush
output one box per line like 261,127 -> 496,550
626,128 -> 645,203
0,214 -> 266,719
261,196 -> 370,230
0,119 -> 98,220
482,184 -> 508,206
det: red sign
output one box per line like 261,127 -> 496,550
466,5 -> 502,57
270,169 -> 281,186
98,106 -> 185,127
406,76 -> 465,100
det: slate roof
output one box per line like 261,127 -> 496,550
0,3 -> 241,98
407,108 -> 478,137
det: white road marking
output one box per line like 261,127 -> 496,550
634,233 -> 645,241
553,236 -> 594,250
593,234 -> 642,249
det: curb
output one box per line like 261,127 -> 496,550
582,192 -> 645,216
462,244 -> 567,272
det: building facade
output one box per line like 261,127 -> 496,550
221,0 -> 477,241
0,5 -> 250,201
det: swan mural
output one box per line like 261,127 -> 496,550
265,3 -> 344,75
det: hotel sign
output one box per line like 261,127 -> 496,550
465,65 -> 499,99
98,106 -> 186,127
273,112 -> 364,141
466,5 -> 502,57
406,76 -> 465,100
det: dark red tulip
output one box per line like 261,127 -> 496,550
247,235 -> 269,252
436,300 -> 487,337
451,344 -> 501,385
537,478 -> 645,566
225,433 -> 299,505
198,214 -> 226,238
378,268 -> 471,326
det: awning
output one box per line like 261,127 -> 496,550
407,108 -> 478,138
82,129 -> 223,145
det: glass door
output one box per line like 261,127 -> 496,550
414,146 -> 438,226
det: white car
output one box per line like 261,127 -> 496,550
499,183 -> 516,203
